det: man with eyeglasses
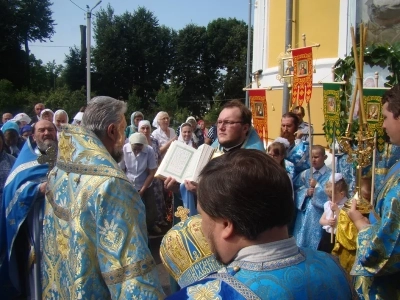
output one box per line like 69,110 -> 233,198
166,99 -> 264,206
212,100 -> 264,152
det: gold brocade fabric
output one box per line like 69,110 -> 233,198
41,125 -> 164,299
350,161 -> 400,299
331,209 -> 357,273
160,215 -> 222,288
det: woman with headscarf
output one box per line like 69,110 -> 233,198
152,111 -> 177,157
53,110 -> 69,131
12,113 -> 32,128
178,123 -> 197,149
40,109 -> 54,122
176,116 -> 204,147
1,121 -> 25,157
139,120 -> 168,226
20,125 -> 33,140
125,111 -> 144,139
0,131 -> 16,200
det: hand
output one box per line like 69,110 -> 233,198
307,187 -> 315,197
328,217 -> 337,227
347,199 -> 370,230
330,201 -> 339,212
164,177 -> 180,193
309,179 -> 317,188
184,180 -> 198,193
39,182 -> 47,195
295,130 -> 304,139
139,189 -> 145,197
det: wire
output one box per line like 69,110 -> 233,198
69,0 -> 86,12
29,45 -> 71,48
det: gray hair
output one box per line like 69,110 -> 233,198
82,96 -> 127,139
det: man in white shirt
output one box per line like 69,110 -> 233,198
119,132 -> 160,233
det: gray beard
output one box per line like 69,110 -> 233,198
37,139 -> 58,153
111,148 -> 123,163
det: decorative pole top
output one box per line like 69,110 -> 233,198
175,206 -> 190,222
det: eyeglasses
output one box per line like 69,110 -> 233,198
216,120 -> 243,127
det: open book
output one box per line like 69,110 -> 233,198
155,141 -> 216,183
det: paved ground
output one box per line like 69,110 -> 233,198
149,226 -> 173,296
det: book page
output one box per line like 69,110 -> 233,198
155,141 -> 196,183
183,147 -> 204,180
191,145 -> 215,182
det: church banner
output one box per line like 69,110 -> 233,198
323,83 -> 342,145
291,47 -> 313,106
363,88 -> 389,152
249,89 -> 268,143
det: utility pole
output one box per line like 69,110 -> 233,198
245,0 -> 252,108
86,1 -> 102,103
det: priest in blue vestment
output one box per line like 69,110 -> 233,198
348,85 -> 400,299
281,112 -> 310,177
0,120 -> 57,300
165,150 -> 352,299
41,97 -> 164,299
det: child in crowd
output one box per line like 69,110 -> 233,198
267,137 -> 295,179
293,145 -> 332,249
318,173 -> 348,253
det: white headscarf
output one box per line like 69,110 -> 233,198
138,120 -> 151,131
40,109 -> 54,119
53,109 -> 69,124
152,111 -> 168,128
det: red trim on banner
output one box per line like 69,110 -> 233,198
249,89 -> 268,142
291,47 -> 313,106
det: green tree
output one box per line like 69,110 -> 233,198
62,46 -> 86,91
0,0 -> 55,89
155,84 -> 182,116
172,24 -> 217,116
93,5 -> 175,107
14,0 -> 56,87
29,54 -> 48,92
207,18 -> 250,100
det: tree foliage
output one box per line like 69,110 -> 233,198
93,5 -> 176,107
0,0 -> 55,88
0,3 -> 252,123
63,46 -> 86,91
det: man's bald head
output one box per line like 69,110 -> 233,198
2,113 -> 13,124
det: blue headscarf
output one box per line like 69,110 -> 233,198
1,121 -> 19,134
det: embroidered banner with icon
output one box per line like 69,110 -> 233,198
363,88 -> 389,152
323,83 -> 342,144
291,47 -> 313,106
249,89 -> 268,142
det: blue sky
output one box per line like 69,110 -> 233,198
30,0 -> 251,65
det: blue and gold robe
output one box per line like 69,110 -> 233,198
286,140 -> 310,177
351,160 -> 400,299
0,138 -> 48,299
293,166 -> 332,249
41,125 -> 164,299
335,152 -> 356,197
284,159 -> 295,180
166,238 -> 352,299
374,143 -> 400,198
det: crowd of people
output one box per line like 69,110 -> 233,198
0,85 -> 398,299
